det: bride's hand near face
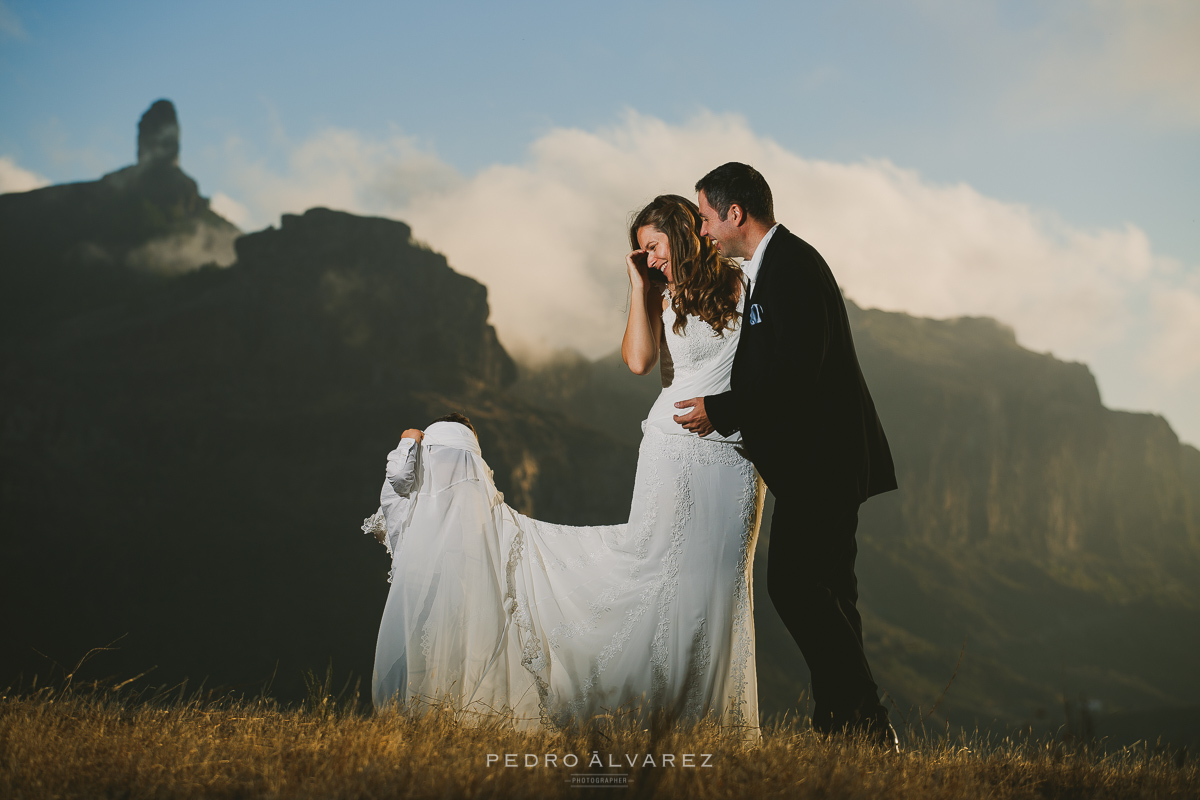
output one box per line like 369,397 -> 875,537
626,248 -> 650,290
621,248 -> 664,376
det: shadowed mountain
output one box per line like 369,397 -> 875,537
849,308 -> 1200,734
0,102 -> 638,701
0,204 -> 641,701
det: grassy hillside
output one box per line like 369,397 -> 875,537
3,681 -> 1196,800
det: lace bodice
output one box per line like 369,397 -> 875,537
642,286 -> 745,442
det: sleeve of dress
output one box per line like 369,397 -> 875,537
386,438 -> 420,496
372,439 -> 420,558
361,505 -> 387,545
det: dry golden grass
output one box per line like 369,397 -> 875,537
2,679 -> 1197,800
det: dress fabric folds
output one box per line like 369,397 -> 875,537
370,290 -> 765,733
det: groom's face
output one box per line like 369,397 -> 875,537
697,191 -> 745,259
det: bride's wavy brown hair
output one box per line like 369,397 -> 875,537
629,194 -> 743,336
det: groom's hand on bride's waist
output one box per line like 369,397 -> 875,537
674,398 -> 714,437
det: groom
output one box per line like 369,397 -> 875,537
674,162 -> 899,748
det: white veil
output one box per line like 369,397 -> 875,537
371,422 -> 540,721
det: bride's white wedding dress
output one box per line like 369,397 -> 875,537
365,289 -> 765,733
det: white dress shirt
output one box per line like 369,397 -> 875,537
739,223 -> 780,295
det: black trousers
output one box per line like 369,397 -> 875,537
766,492 -> 885,732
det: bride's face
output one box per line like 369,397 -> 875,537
636,226 -> 673,282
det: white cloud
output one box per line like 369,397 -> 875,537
1146,279 -> 1200,384
209,192 -> 251,229
212,128 -> 459,232
0,155 -> 50,194
209,111 -> 1200,444
1014,0 -> 1200,127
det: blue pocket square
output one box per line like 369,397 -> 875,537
748,303 -> 764,325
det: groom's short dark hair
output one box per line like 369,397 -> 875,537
695,162 -> 775,224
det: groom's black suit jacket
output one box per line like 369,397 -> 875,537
705,225 -> 897,506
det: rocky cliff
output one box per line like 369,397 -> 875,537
0,199 -> 640,701
0,101 -> 240,341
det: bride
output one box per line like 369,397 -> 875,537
364,195 -> 765,733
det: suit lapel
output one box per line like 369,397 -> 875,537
749,224 -> 789,306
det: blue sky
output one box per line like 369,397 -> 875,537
2,0 -> 1198,442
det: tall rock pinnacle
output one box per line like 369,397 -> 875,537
137,99 -> 180,166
